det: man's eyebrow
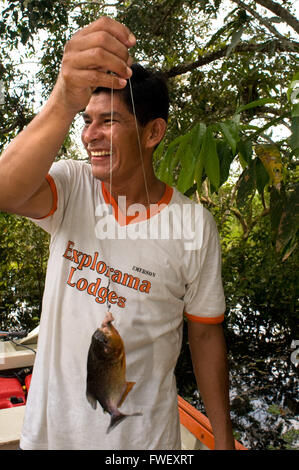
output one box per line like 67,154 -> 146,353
81,111 -> 122,119
100,112 -> 122,119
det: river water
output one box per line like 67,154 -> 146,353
175,324 -> 299,450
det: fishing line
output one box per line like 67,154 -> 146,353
128,78 -> 150,208
109,78 -> 114,213
105,74 -> 150,313
106,75 -> 114,312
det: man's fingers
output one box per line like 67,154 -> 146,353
63,17 -> 135,81
79,16 -> 136,48
65,47 -> 132,80
127,56 -> 134,67
64,69 -> 127,90
69,30 -> 130,65
57,16 -> 134,111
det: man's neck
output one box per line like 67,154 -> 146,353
102,168 -> 166,210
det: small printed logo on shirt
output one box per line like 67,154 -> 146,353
132,266 -> 156,277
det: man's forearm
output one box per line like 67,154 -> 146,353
0,88 -> 76,211
188,322 -> 235,450
0,17 -> 135,214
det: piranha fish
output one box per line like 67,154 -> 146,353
86,311 -> 141,433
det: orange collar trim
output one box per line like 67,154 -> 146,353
101,182 -> 173,226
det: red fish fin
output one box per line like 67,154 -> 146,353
117,381 -> 135,407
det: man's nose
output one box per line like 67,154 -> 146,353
82,122 -> 105,143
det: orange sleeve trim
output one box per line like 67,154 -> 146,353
34,174 -> 58,220
185,312 -> 224,324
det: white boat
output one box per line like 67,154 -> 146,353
0,328 -> 246,450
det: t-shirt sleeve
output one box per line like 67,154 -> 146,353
183,208 -> 226,324
29,159 -> 74,234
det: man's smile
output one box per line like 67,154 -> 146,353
90,150 -> 111,157
88,149 -> 113,163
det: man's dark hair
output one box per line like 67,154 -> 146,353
93,64 -> 169,126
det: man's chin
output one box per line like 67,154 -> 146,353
89,165 -> 103,180
92,169 -> 119,187
90,158 -> 116,180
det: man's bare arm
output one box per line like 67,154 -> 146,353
188,320 -> 235,450
0,17 -> 135,218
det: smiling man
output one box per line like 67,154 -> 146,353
81,81 -> 167,208
0,17 -> 235,450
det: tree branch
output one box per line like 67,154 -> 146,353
152,0 -> 179,36
0,114 -> 34,135
0,120 -> 20,135
254,0 -> 299,35
163,39 -> 299,79
231,0 -> 291,43
230,207 -> 249,239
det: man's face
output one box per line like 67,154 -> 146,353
81,91 -> 143,184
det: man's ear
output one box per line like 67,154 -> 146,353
144,118 -> 167,149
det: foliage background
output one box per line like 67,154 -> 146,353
0,0 -> 298,449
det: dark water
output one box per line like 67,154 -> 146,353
175,326 -> 299,450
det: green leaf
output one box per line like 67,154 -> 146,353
217,140 -> 235,186
247,112 -> 290,143
225,27 -> 244,57
190,122 -> 206,152
237,140 -> 253,167
175,123 -> 206,194
235,97 -> 277,114
204,127 -> 220,190
194,139 -> 205,194
276,183 -> 299,253
255,158 -> 270,195
270,187 -> 284,241
157,135 -> 184,184
236,160 -> 256,210
176,143 -> 196,193
171,134 -> 190,175
290,116 -> 299,153
287,71 -> 299,103
218,121 -> 239,154
291,103 -> 299,118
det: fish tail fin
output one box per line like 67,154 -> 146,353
107,411 -> 127,434
106,410 -> 143,434
117,381 -> 135,407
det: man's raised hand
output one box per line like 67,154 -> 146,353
54,16 -> 136,113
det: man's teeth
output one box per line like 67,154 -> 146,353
90,151 -> 111,156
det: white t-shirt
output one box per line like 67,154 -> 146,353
20,160 -> 225,450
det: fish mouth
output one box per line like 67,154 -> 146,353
100,325 -> 111,336
101,312 -> 114,330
